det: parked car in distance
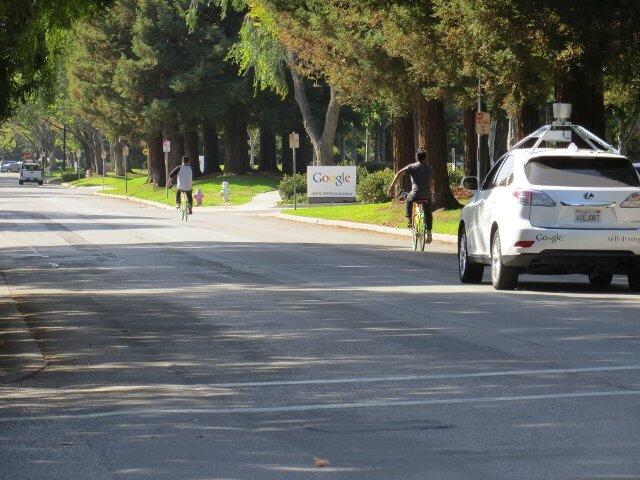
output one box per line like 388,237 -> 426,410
19,162 -> 43,185
1,161 -> 21,173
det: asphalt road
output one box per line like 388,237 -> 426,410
2,173 -> 640,480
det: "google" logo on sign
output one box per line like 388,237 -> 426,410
312,172 -> 352,186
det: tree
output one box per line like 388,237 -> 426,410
0,0 -> 114,121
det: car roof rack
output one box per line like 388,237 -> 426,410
510,103 -> 619,154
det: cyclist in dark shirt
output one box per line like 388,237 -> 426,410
387,149 -> 434,240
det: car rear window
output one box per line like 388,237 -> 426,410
525,157 -> 640,188
23,164 -> 40,170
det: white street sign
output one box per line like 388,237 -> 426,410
307,166 -> 356,203
475,112 -> 491,135
122,145 -> 129,157
101,150 -> 107,160
289,132 -> 300,150
163,140 -> 171,153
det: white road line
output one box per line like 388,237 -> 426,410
5,390 -> 640,422
212,365 -> 640,388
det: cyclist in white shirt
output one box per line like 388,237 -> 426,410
169,155 -> 193,214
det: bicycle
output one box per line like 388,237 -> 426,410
411,200 -> 429,251
178,191 -> 190,222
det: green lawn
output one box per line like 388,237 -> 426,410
287,202 -> 462,235
71,170 -> 279,207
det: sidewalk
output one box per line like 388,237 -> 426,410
0,273 -> 46,383
66,184 -> 281,212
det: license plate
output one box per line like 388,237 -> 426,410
575,209 -> 601,223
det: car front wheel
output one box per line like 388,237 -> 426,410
458,228 -> 484,284
629,269 -> 640,292
589,272 -> 613,287
491,230 -> 519,290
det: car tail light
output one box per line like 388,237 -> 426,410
514,240 -> 535,248
621,193 -> 640,208
513,190 -> 556,207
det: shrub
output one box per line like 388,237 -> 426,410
356,168 -> 394,203
279,173 -> 307,202
61,172 -> 80,182
448,166 -> 464,189
361,160 -> 390,174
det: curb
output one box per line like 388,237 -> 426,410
273,212 -> 458,244
93,192 -> 175,210
0,273 -> 46,383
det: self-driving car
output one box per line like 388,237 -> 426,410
458,104 -> 640,291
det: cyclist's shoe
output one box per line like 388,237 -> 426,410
426,231 -> 433,244
407,221 -> 413,229
188,209 -> 193,215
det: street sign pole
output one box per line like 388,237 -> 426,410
289,132 -> 300,210
101,149 -> 106,191
123,144 -> 129,195
476,79 -> 490,185
293,148 -> 297,210
162,140 -> 171,199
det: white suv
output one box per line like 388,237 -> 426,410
458,111 -> 640,291
19,162 -> 44,185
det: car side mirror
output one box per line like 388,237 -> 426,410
461,176 -> 479,191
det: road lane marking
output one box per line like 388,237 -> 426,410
211,364 -> 640,388
5,390 -> 640,422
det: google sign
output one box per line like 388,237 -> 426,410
307,166 -> 357,203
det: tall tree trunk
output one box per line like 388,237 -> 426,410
417,97 -> 461,210
463,107 -> 477,177
202,123 -> 220,175
298,130 -> 310,174
259,126 -> 278,173
508,101 -> 540,148
555,57 -> 606,139
380,119 -> 389,163
184,129 -> 200,178
286,50 -> 341,166
113,138 -> 125,176
224,107 -> 250,174
91,131 -> 102,174
281,131 -> 293,174
166,128 -> 184,171
351,123 -> 358,162
392,114 -> 414,195
147,132 -> 165,187
365,126 -> 370,163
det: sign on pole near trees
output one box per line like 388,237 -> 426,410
289,132 -> 300,150
163,140 -> 171,153
475,112 -> 491,135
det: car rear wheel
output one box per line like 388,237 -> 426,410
588,272 -> 613,287
458,228 -> 484,284
18,180 -> 23,185
491,230 -> 519,290
629,269 -> 640,292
